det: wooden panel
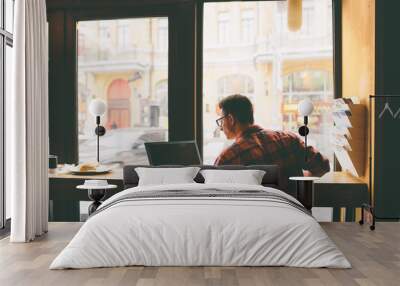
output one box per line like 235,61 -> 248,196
342,0 -> 375,105
348,105 -> 367,128
342,0 -> 375,182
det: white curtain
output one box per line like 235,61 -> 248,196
8,0 -> 49,242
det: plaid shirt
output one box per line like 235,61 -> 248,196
214,125 -> 330,187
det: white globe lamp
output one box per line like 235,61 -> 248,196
298,99 -> 314,116
89,99 -> 107,117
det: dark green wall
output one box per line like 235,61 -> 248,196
374,0 -> 400,219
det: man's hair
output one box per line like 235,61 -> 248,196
218,94 -> 254,124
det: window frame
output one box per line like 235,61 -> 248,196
47,1 -> 198,164
196,0 -> 342,159
46,0 -> 342,168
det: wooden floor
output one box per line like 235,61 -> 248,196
0,223 -> 399,286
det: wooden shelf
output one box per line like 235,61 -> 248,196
316,171 -> 366,184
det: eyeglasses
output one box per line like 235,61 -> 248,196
216,115 -> 227,127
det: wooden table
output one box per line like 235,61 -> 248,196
313,171 -> 369,222
49,168 -> 124,222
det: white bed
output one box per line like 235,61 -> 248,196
50,183 -> 351,269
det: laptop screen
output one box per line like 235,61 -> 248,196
144,141 -> 202,165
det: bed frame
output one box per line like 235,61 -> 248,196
123,165 -> 283,191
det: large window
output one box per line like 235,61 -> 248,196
203,0 -> 334,165
1,0 -> 15,229
77,17 -> 169,166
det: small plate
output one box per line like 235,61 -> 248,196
69,166 -> 111,175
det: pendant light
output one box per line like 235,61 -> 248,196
288,0 -> 302,32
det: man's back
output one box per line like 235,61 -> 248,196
214,125 -> 330,190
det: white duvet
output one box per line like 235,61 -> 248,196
50,183 -> 351,269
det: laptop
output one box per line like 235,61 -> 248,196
144,141 -> 202,165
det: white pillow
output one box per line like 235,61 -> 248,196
135,167 -> 200,186
200,169 -> 266,185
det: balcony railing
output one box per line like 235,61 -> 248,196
78,46 -> 168,64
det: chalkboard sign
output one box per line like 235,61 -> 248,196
373,95 -> 400,219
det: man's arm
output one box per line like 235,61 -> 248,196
214,152 -> 239,166
214,146 -> 241,165
293,134 -> 330,176
214,155 -> 227,165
